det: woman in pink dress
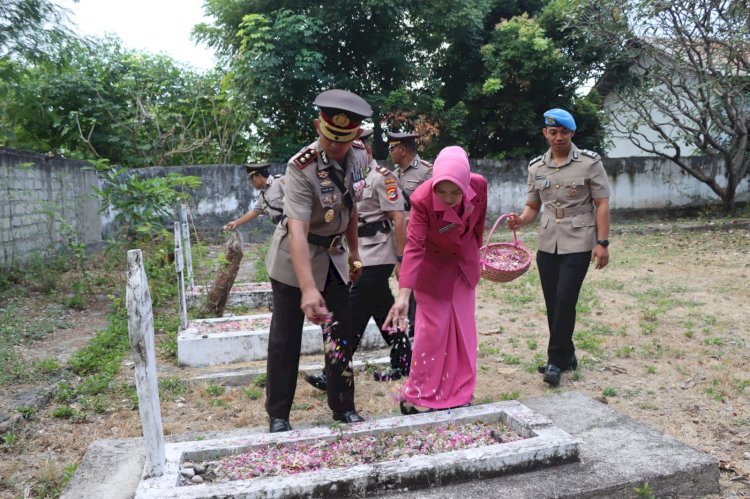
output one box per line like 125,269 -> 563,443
384,145 -> 488,413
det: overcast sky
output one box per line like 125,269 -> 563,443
59,0 -> 217,70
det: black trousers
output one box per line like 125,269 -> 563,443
536,250 -> 590,369
266,263 -> 355,419
349,264 -> 411,372
407,292 -> 417,338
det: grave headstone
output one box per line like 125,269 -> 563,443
126,249 -> 166,478
178,203 -> 194,288
174,223 -> 188,330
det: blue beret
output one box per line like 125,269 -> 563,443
543,108 -> 576,131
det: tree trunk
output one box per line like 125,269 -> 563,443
202,231 -> 244,317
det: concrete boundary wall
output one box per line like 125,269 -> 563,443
0,148 -> 102,268
2,147 -> 748,267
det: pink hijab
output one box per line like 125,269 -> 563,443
431,146 -> 476,218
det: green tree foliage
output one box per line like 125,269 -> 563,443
0,0 -> 76,62
196,1 -> 416,161
1,36 -> 255,166
196,0 -> 608,160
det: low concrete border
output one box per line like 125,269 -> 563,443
177,314 -> 385,367
185,283 -> 272,309
134,401 -> 579,498
188,356 -> 391,386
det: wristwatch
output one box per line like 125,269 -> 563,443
352,260 -> 363,270
597,239 -> 610,248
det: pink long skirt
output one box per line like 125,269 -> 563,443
401,277 -> 477,409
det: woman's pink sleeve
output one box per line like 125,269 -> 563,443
398,196 -> 429,289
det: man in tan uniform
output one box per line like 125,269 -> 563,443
304,129 -> 411,391
388,131 -> 432,213
508,108 -> 611,388
388,131 -> 432,338
223,163 -> 286,231
264,89 -> 371,432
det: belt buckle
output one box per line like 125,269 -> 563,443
328,234 -> 342,249
555,207 -> 565,218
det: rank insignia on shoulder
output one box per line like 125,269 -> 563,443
419,159 -> 433,168
293,148 -> 318,169
581,149 -> 600,160
529,155 -> 544,167
377,166 -> 391,176
351,140 -> 365,149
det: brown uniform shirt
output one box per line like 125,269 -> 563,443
265,140 -> 368,289
252,174 -> 285,219
395,153 -> 432,201
526,144 -> 611,254
357,159 -> 405,266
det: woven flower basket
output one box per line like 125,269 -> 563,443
480,214 -> 532,283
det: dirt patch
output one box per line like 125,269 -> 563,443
1,221 -> 750,498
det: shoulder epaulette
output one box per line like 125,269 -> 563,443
528,155 -> 544,168
292,148 -> 318,169
352,140 -> 365,149
376,166 -> 392,177
581,149 -> 600,160
419,159 -> 433,168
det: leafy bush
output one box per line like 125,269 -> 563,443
90,159 -> 201,241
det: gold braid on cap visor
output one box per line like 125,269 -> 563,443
318,113 -> 360,143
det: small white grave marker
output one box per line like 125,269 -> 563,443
179,203 -> 194,288
174,222 -> 188,330
126,249 -> 166,478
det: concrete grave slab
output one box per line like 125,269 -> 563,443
60,392 -> 720,499
134,401 -> 579,499
188,356 -> 392,386
185,282 -> 272,309
178,313 -> 385,367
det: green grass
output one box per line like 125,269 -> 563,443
572,329 -> 604,358
478,343 -> 501,357
500,391 -> 521,400
205,382 -> 225,397
253,373 -> 268,388
602,387 -> 617,397
160,376 -> 189,397
242,387 -> 263,400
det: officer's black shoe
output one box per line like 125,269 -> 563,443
537,354 -> 578,374
373,367 -> 403,382
542,364 -> 562,388
304,373 -> 327,391
332,410 -> 365,424
269,417 -> 292,433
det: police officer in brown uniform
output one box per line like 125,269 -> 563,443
304,129 -> 411,391
264,89 -> 370,432
355,129 -> 411,380
508,108 -> 611,388
223,164 -> 286,231
388,131 -> 432,338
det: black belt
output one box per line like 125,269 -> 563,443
307,232 -> 344,248
271,214 -> 284,225
358,220 -> 392,238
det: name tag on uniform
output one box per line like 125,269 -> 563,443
439,223 -> 457,234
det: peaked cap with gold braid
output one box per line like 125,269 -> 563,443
315,89 -> 372,143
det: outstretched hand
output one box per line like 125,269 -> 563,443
382,298 -> 410,333
301,288 -> 328,324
